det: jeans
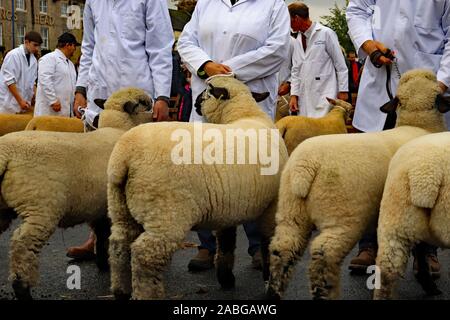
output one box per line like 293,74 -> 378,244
197,222 -> 261,257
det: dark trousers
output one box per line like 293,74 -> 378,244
197,222 -> 261,257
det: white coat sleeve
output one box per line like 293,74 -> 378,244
37,56 -> 58,105
1,52 -> 20,86
145,0 -> 174,98
290,39 -> 303,97
346,0 -> 376,59
177,1 -> 213,74
437,1 -> 450,89
76,0 -> 94,89
278,37 -> 294,84
224,2 -> 290,82
327,30 -> 349,92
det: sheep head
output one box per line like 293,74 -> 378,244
195,75 -> 270,124
380,69 -> 449,115
98,87 -> 154,130
326,97 -> 354,121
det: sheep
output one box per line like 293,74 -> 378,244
374,131 -> 450,299
276,98 -> 352,155
266,69 -> 450,300
25,116 -> 84,133
107,75 -> 289,300
0,87 -> 153,300
0,112 -> 33,136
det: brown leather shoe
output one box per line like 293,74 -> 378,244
66,232 -> 96,261
414,252 -> 441,280
251,250 -> 263,271
349,247 -> 377,274
188,248 -> 214,272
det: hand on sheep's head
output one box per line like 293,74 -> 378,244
380,69 -> 450,115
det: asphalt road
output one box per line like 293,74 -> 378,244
0,222 -> 448,300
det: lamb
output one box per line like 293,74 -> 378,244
374,131 -> 450,299
25,116 -> 84,132
266,69 -> 450,300
276,98 -> 352,155
107,75 -> 289,299
0,112 -> 33,136
0,87 -> 153,300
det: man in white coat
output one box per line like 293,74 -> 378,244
288,2 -> 349,118
177,0 -> 290,271
73,0 -> 174,128
0,31 -> 42,114
68,0 -> 174,259
346,0 -> 450,276
34,33 -> 79,117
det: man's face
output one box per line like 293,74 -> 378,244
25,40 -> 41,55
348,53 -> 356,62
290,15 -> 309,33
66,43 -> 77,58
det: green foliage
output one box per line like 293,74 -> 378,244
320,1 -> 355,55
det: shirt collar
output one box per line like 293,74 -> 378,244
303,22 -> 316,38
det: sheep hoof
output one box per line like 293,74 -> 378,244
265,286 -> 281,300
217,267 -> 235,290
12,279 -> 32,300
113,291 -> 131,300
96,257 -> 110,271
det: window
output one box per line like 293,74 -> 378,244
0,24 -> 3,47
40,27 -> 48,49
80,3 -> 84,19
61,2 -> 68,17
39,0 -> 48,14
16,0 -> 26,11
0,0 -> 3,9
17,25 -> 25,45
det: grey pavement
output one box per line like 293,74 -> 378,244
0,222 -> 448,300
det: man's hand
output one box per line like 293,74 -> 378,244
51,100 -> 62,112
278,82 -> 291,96
337,92 -> 349,102
362,40 -> 394,65
152,99 -> 169,122
73,92 -> 87,118
204,62 -> 232,77
438,81 -> 448,94
18,99 -> 31,112
289,95 -> 299,113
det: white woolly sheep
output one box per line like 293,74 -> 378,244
25,116 -> 84,133
374,131 -> 450,299
0,87 -> 153,300
107,75 -> 289,300
0,112 -> 33,136
276,98 -> 352,155
266,69 -> 450,300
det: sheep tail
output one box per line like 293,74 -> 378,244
408,156 -> 443,209
290,159 -> 320,198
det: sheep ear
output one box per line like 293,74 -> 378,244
209,84 -> 230,100
435,94 -> 450,113
251,92 -> 270,102
326,97 -> 337,105
123,101 -> 139,114
380,97 -> 399,114
94,99 -> 107,110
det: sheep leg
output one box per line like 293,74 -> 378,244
308,227 -> 361,300
0,208 -> 17,234
266,217 -> 312,299
9,213 -> 59,300
92,216 -> 111,271
109,216 -> 142,300
215,226 -> 237,290
131,230 -> 183,299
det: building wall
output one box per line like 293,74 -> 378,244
0,0 -> 84,56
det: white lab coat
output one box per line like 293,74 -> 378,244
0,45 -> 37,114
290,23 -> 349,118
177,0 -> 290,122
277,36 -> 296,85
347,0 -> 450,132
77,0 -> 174,126
34,49 -> 77,117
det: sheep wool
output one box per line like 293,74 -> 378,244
267,69 -> 449,300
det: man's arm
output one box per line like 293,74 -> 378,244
37,56 -> 59,108
326,30 -> 349,97
437,1 -> 450,93
346,0 -> 376,59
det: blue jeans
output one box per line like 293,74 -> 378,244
197,222 -> 261,257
